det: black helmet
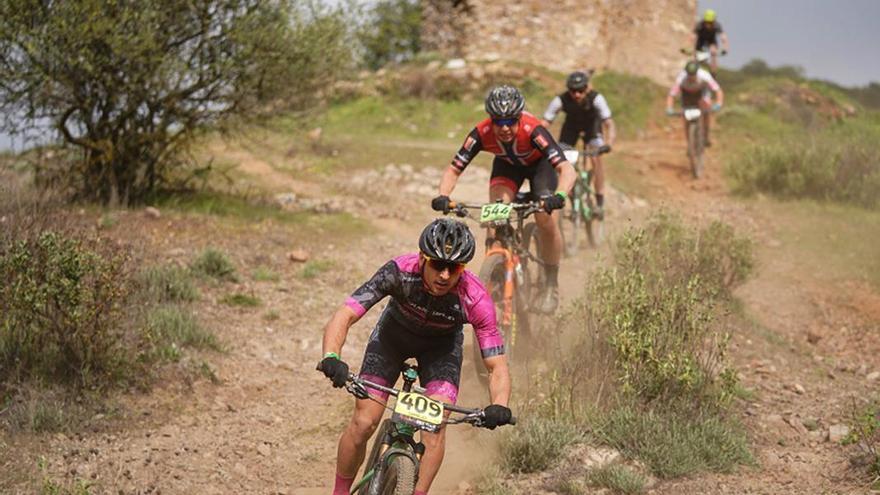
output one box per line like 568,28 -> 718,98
685,61 -> 699,75
419,218 -> 476,264
485,85 -> 525,119
566,71 -> 589,90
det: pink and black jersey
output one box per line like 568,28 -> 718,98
346,253 -> 504,358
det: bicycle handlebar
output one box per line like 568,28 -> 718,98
343,373 -> 517,427
447,200 -> 544,221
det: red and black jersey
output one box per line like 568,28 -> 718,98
451,112 -> 565,172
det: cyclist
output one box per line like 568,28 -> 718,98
540,70 -> 616,218
432,85 -> 576,314
317,218 -> 513,495
665,61 -> 724,147
691,9 -> 729,73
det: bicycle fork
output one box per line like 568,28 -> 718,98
485,246 -> 519,348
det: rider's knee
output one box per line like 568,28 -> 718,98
349,410 -> 382,440
534,213 -> 556,229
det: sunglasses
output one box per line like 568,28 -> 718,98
492,117 -> 519,127
422,254 -> 466,275
569,88 -> 587,95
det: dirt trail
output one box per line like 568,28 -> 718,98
5,126 -> 879,495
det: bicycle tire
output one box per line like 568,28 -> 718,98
559,188 -> 582,257
378,454 -> 417,495
687,120 -> 703,179
357,420 -> 392,495
583,193 -> 604,248
475,253 -> 512,385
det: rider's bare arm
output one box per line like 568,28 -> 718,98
603,118 -> 617,147
482,355 -> 511,406
321,305 -> 361,358
439,166 -> 461,197
541,96 -> 564,128
720,32 -> 729,52
556,160 -> 576,196
715,87 -> 725,106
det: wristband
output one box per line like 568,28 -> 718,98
323,352 -> 340,360
554,191 -> 567,200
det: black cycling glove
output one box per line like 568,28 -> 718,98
482,404 -> 512,429
317,356 -> 349,388
431,195 -> 451,213
542,193 -> 566,213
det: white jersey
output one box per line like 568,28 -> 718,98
542,93 -> 612,123
668,68 -> 720,97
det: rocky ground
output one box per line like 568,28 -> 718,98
2,121 -> 878,495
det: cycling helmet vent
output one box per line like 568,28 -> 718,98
485,85 -> 525,119
419,218 -> 476,264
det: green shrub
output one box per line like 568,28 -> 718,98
139,264 -> 199,303
586,464 -> 646,494
146,306 -> 219,362
190,248 -> 237,281
844,397 -> 880,486
357,0 -> 421,70
728,125 -> 880,209
500,417 -> 583,474
220,293 -> 261,307
585,213 -> 752,406
596,406 -> 752,479
252,266 -> 280,282
299,259 -> 333,279
0,231 -> 136,387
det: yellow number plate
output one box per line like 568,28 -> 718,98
480,203 -> 512,223
393,392 -> 444,425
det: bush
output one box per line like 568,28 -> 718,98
139,264 -> 199,303
844,397 -> 880,487
500,417 -> 583,474
0,230 -> 136,387
586,213 -> 752,406
357,0 -> 421,70
595,406 -> 752,479
191,248 -> 238,281
220,293 -> 261,307
145,306 -> 219,362
586,464 -> 646,494
728,125 -> 880,209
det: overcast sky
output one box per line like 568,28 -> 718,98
699,0 -> 880,86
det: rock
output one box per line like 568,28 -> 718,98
233,462 -> 247,476
256,443 -> 271,457
793,383 -> 806,394
275,193 -> 297,207
785,416 -> 808,435
806,331 -> 821,344
144,207 -> 161,219
307,127 -> 322,142
828,424 -> 850,443
867,371 -> 880,381
287,249 -> 310,263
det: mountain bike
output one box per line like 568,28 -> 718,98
668,106 -> 720,179
447,197 -> 546,384
339,363 -> 516,495
558,143 -> 610,256
680,47 -> 726,75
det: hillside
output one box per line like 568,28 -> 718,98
2,61 -> 880,494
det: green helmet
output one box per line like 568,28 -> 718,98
704,9 -> 716,22
685,61 -> 699,75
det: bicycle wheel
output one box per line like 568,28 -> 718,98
476,253 -> 512,384
357,420 -> 392,495
378,454 -> 417,495
583,193 -> 604,248
559,187 -> 582,257
687,120 -> 703,179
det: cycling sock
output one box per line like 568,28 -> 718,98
544,264 -> 559,287
414,491 -> 428,495
333,473 -> 355,495
596,194 -> 605,208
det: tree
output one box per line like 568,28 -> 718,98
358,0 -> 422,70
0,0 -> 351,205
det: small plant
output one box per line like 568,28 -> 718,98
138,264 -> 198,303
586,464 -> 646,494
252,265 -> 280,282
146,306 -> 219,362
843,397 -> 880,487
500,417 -> 582,474
263,310 -> 281,321
220,293 -> 261,307
190,248 -> 237,281
299,259 -> 333,279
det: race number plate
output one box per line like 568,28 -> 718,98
392,392 -> 444,431
480,203 -> 512,224
683,108 -> 702,121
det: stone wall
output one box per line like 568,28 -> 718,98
422,0 -> 697,84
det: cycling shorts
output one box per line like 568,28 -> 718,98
359,311 -> 464,404
489,155 -> 558,197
